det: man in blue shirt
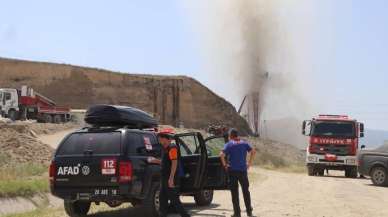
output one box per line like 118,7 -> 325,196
220,129 -> 257,217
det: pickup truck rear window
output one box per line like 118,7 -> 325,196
57,132 -> 121,156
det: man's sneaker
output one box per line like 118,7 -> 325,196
231,214 -> 241,217
247,209 -> 254,217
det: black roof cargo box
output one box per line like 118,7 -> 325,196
85,105 -> 158,128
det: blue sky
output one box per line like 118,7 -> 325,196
0,0 -> 388,130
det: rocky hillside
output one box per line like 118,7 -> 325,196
0,58 -> 251,134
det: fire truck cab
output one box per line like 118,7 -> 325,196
302,115 -> 364,178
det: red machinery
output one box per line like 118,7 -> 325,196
0,85 -> 71,123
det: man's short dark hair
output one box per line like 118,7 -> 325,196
229,128 -> 239,138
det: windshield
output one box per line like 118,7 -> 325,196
311,121 -> 355,137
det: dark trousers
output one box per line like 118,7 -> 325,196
229,171 -> 253,215
159,178 -> 189,217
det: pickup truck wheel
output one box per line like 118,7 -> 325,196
307,165 -> 315,176
371,166 -> 388,186
143,183 -> 160,217
194,190 -> 214,206
64,200 -> 91,217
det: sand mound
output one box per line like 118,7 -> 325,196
0,124 -> 54,166
0,122 -> 79,166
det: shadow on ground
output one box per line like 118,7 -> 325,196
89,203 -> 230,217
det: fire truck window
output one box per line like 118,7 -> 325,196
312,122 -> 355,137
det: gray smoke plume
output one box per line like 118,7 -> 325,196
182,0 -> 317,143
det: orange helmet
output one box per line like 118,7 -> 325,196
158,128 -> 175,139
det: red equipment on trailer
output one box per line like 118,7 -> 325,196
0,85 -> 71,123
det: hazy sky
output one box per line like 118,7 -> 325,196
1,0 -> 387,130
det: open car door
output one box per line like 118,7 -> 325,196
202,136 -> 229,190
175,132 -> 207,193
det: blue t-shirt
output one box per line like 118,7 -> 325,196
223,140 -> 252,172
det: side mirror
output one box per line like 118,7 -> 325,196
359,123 -> 365,138
361,145 -> 366,150
302,120 -> 311,136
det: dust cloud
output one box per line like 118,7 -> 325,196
182,0 -> 318,145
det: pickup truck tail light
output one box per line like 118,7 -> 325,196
119,161 -> 133,183
49,161 -> 56,185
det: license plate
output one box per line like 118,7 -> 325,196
93,189 -> 119,196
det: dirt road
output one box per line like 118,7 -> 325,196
12,168 -> 388,217
29,132 -> 388,217
37,129 -> 74,148
164,169 -> 388,217
205,169 -> 388,217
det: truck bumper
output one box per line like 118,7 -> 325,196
306,153 -> 357,167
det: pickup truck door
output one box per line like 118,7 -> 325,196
202,136 -> 229,190
175,133 -> 207,193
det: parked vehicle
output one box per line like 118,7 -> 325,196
358,145 -> 388,186
50,105 -> 228,217
0,85 -> 71,123
302,115 -> 364,178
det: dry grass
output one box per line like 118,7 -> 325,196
3,204 -> 133,217
0,164 -> 49,198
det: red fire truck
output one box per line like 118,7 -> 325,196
302,115 -> 364,178
0,85 -> 71,123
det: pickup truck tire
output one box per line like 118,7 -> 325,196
370,166 -> 388,186
64,200 -> 91,217
143,183 -> 160,217
194,190 -> 214,206
307,165 -> 315,176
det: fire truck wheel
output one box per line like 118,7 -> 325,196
349,167 -> 358,178
317,169 -> 325,176
344,167 -> 357,178
307,165 -> 315,176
